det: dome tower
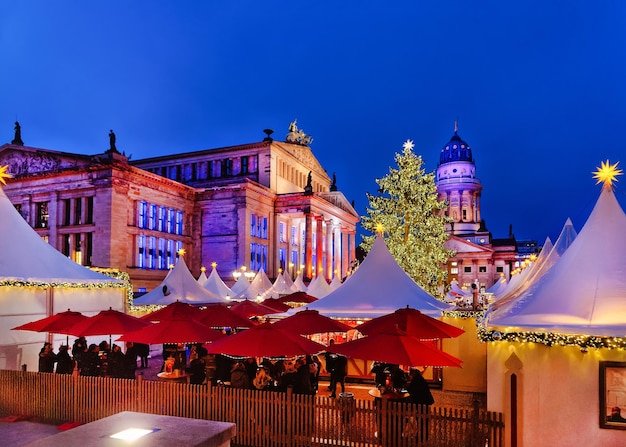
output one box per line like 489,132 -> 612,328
435,122 -> 483,235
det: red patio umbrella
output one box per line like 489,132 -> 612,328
331,327 -> 463,368
278,291 -> 318,304
12,309 -> 88,334
207,322 -> 326,358
272,308 -> 353,335
140,300 -> 204,323
261,298 -> 291,312
198,304 -> 256,329
67,308 -> 151,339
117,317 -> 225,345
230,299 -> 283,318
356,306 -> 465,340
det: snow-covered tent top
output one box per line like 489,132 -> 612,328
304,235 -> 453,318
133,255 -> 226,306
306,274 -> 333,299
0,186 -> 119,284
202,265 -> 233,299
293,270 -> 308,292
484,180 -> 626,336
236,268 -> 272,300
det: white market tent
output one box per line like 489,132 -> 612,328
133,255 -> 226,306
235,268 -> 272,300
329,274 -> 343,291
202,265 -> 233,300
484,182 -> 626,336
306,274 -> 333,299
293,270 -> 308,292
304,235 -> 453,318
263,272 -> 297,298
0,184 -> 126,370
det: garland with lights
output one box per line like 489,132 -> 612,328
477,326 -> 626,351
443,310 -> 484,319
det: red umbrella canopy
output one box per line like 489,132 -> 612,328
11,309 -> 87,334
331,327 -> 463,368
207,322 -> 326,358
272,309 -> 353,335
198,304 -> 256,329
230,299 -> 283,318
261,298 -> 291,312
67,308 -> 151,337
278,291 -> 318,304
117,318 -> 225,345
356,306 -> 465,340
140,300 -> 204,323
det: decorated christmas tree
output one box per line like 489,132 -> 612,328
361,140 -> 453,297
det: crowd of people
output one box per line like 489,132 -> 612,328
37,338 -> 150,379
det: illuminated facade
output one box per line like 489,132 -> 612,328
436,124 -> 517,290
0,125 -> 359,292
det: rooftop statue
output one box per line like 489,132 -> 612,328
11,121 -> 24,146
108,129 -> 119,153
286,119 -> 313,145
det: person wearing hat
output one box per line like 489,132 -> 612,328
38,342 -> 57,373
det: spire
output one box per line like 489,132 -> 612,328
454,119 -> 459,134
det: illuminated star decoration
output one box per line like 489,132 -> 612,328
0,165 -> 13,185
593,160 -> 622,186
402,139 -> 415,151
177,248 -> 186,256
375,223 -> 384,236
211,262 -> 217,269
200,266 -> 206,273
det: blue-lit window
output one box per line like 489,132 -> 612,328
291,226 -> 297,246
158,238 -> 166,269
149,204 -> 157,230
291,250 -> 298,267
158,206 -> 166,232
250,214 -> 257,237
166,240 -> 174,268
175,240 -> 183,257
148,236 -> 156,269
279,248 -> 286,271
137,235 -> 146,268
241,156 -> 249,174
262,245 -> 267,271
175,211 -> 183,235
138,201 -> 147,229
261,217 -> 268,239
167,208 -> 175,234
279,222 -> 285,243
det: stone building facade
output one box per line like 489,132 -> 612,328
0,124 -> 359,292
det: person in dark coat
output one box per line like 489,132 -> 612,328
124,342 -> 139,379
72,336 -> 87,369
55,345 -> 74,374
135,343 -> 150,369
38,342 -> 57,373
406,368 -> 434,405
329,353 -> 348,398
230,362 -> 251,389
293,357 -> 314,395
80,344 -> 101,377
185,357 -> 207,385
107,344 -> 126,378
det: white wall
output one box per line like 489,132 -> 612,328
488,341 -> 626,446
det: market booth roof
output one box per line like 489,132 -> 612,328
484,173 -> 626,337
304,236 -> 452,318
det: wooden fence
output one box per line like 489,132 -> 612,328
0,370 -> 503,447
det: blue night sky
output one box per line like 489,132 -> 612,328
2,1 -> 625,244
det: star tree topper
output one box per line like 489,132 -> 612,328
0,165 -> 13,185
593,160 -> 622,186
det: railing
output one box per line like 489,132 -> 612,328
0,370 -> 503,447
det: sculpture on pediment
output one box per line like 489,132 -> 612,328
304,171 -> 313,195
108,129 -> 119,153
330,172 -> 337,191
286,119 -> 313,146
11,121 -> 24,146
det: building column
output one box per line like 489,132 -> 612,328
325,221 -> 333,281
304,212 -> 313,280
341,230 -> 349,279
315,216 -> 324,279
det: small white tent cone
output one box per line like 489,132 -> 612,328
306,274 -> 333,299
329,274 -> 343,291
304,235 -> 452,318
293,270 -> 308,292
236,268 -> 272,300
263,272 -> 297,299
203,266 -> 233,299
0,185 -> 118,283
485,183 -> 626,336
133,256 -> 226,306
230,273 -> 251,296
197,270 -> 209,286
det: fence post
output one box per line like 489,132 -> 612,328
286,386 -> 293,441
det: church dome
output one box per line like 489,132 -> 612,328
438,131 -> 473,165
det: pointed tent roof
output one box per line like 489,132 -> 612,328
263,272 -> 297,298
293,270 -> 308,292
304,235 -> 453,318
202,265 -> 233,299
133,255 -> 226,306
484,183 -> 626,336
0,185 -> 119,284
306,274 -> 333,299
196,269 -> 209,286
236,268 -> 272,300
230,272 -> 251,296
329,274 -> 343,291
